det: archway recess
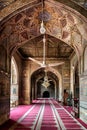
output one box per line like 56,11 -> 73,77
31,68 -> 59,101
43,91 -> 50,98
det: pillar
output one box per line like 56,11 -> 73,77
21,60 -> 31,104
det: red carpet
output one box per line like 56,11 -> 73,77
0,99 -> 87,130
64,105 -> 87,129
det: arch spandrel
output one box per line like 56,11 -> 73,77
0,1 -> 87,58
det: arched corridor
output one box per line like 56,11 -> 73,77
0,0 -> 87,128
31,68 -> 59,100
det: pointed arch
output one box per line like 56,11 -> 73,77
30,67 -> 63,101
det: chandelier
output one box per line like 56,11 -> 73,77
42,81 -> 50,88
42,70 -> 50,88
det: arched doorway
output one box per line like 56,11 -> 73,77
43,91 -> 50,98
31,68 -> 59,101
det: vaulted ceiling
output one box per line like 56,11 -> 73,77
0,0 -> 87,60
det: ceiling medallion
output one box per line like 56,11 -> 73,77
39,11 -> 51,22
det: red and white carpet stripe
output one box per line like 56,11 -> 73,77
0,99 -> 87,130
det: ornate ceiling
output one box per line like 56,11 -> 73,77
0,0 -> 87,59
